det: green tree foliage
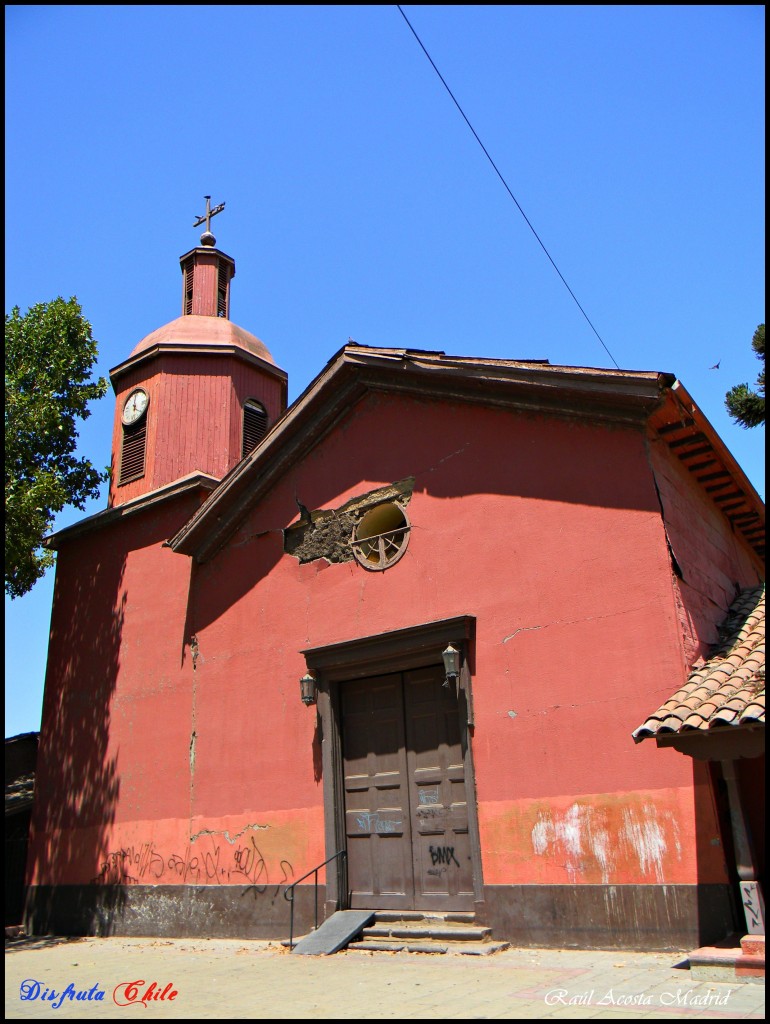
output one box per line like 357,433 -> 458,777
725,324 -> 765,428
5,297 -> 109,598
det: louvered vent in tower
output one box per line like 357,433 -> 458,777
217,258 -> 229,318
184,262 -> 194,315
120,420 -> 147,484
242,400 -> 268,457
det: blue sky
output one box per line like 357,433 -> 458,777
5,5 -> 765,736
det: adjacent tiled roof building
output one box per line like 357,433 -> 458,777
633,586 -> 765,742
5,732 -> 38,816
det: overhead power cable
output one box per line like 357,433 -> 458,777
396,5 -> 621,370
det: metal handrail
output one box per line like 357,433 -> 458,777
283,849 -> 347,951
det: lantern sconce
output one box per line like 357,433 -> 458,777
300,672 -> 317,706
442,643 -> 462,689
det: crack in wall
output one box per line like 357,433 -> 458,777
649,466 -> 685,580
189,823 -> 271,845
421,441 -> 472,475
188,670 -> 198,833
501,598 -> 660,646
189,634 -> 200,671
502,625 -> 543,644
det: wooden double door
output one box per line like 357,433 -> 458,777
341,664 -> 474,911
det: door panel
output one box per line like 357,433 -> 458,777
341,665 -> 474,911
404,665 -> 474,910
341,674 -> 414,909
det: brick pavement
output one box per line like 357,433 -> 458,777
5,937 -> 765,1020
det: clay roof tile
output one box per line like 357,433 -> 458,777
633,586 -> 765,743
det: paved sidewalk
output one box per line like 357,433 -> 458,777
5,937 -> 765,1020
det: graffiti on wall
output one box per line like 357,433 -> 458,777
429,845 -> 460,868
355,811 -> 402,834
91,835 -> 293,896
741,881 -> 766,934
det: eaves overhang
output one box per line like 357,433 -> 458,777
649,382 -> 765,563
44,472 -> 220,550
167,344 -> 675,563
651,724 -> 764,762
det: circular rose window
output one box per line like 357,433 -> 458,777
350,502 -> 410,571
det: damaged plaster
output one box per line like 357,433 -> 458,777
284,477 -> 414,564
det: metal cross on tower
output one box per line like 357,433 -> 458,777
193,196 -> 225,244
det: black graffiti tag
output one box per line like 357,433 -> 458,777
90,836 -> 293,894
429,844 -> 460,868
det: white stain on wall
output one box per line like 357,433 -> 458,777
531,803 -> 586,880
591,827 -> 611,883
530,801 -> 680,883
620,804 -> 681,883
531,817 -> 552,856
560,804 -> 584,859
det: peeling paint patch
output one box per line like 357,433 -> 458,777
189,731 -> 197,774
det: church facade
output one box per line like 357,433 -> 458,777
26,232 -> 765,949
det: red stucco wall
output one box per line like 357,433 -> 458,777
29,495 -> 199,887
31,390 -> 750,897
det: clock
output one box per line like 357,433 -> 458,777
122,388 -> 149,426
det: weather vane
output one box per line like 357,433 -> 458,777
193,195 -> 225,246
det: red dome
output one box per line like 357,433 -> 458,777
130,315 -> 275,364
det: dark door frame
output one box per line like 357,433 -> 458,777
302,615 -> 483,918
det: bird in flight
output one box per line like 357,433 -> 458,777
709,360 -> 721,370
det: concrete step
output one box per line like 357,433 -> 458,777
373,911 -> 476,925
360,923 -> 492,942
346,911 -> 508,956
349,938 -> 510,955
688,934 -> 765,983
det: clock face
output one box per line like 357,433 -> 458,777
122,388 -> 149,426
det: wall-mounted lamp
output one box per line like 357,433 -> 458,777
300,672 -> 317,706
442,643 -> 461,688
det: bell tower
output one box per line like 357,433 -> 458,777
107,200 -> 288,507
